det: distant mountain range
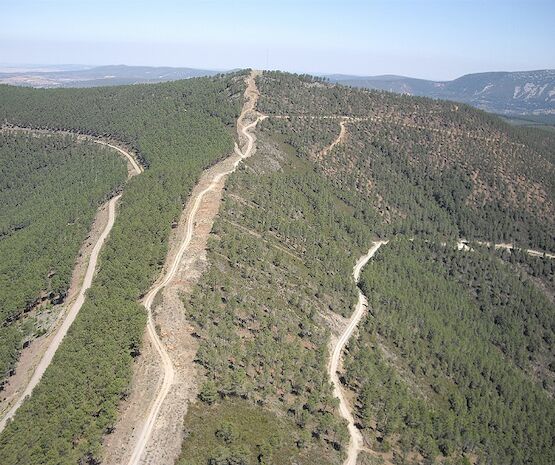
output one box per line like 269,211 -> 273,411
2,65 -> 554,118
325,70 -> 555,117
0,64 -> 220,88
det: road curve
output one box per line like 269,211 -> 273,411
126,75 -> 263,465
0,126 -> 143,178
0,194 -> 122,433
329,240 -> 388,465
319,117 -> 347,158
92,139 -> 143,176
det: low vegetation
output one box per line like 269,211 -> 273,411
178,129 -> 382,463
179,400 -> 335,465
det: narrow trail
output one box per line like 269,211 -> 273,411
329,241 -> 388,465
457,239 -> 555,259
0,133 -> 142,434
125,70 -> 264,465
318,117 -> 348,158
270,114 -> 525,148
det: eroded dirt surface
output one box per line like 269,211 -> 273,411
328,241 -> 387,465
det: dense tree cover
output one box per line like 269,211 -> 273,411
429,243 -> 555,389
178,132 -> 383,463
262,117 -> 460,241
357,121 -> 554,249
179,400 -> 336,465
255,72 -> 555,464
257,72 -> 555,250
2,69 -> 552,464
495,247 -> 555,301
0,132 -> 126,387
0,74 -> 243,464
344,238 -> 555,464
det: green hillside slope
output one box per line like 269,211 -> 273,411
0,131 -> 127,389
347,239 -> 554,464
0,74 -> 243,464
1,70 -> 553,465
257,71 -> 555,250
226,72 -> 554,464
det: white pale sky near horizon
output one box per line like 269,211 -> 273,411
1,0 -> 554,80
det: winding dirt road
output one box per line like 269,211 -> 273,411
125,71 -> 264,465
0,134 -> 142,434
318,117 -> 347,158
329,241 -> 387,465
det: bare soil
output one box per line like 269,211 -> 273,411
328,241 -> 387,465
318,117 -> 348,158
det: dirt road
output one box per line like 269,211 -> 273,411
457,239 -> 555,259
125,71 -> 264,465
92,139 -> 143,176
329,241 -> 387,465
0,194 -> 121,433
0,133 -> 142,434
319,117 -> 348,158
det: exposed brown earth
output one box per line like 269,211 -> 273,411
328,241 -> 387,465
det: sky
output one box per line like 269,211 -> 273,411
1,0 -> 554,80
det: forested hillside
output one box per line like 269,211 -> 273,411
177,124 -> 380,464
0,132 -> 126,389
176,71 -> 554,465
257,72 -> 555,250
346,239 -> 555,464
1,69 -> 553,465
0,74 -> 243,464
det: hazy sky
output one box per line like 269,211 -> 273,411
2,0 -> 554,79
